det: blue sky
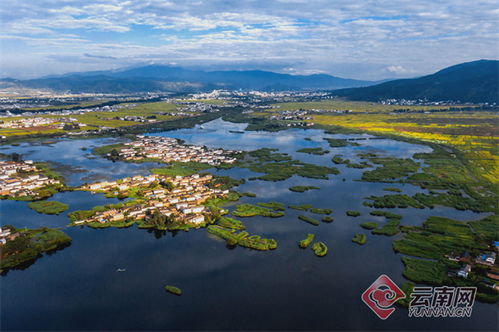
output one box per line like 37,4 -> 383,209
0,0 -> 497,80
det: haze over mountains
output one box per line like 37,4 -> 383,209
1,60 -> 497,103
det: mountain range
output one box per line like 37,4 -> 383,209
1,60 -> 497,103
0,66 -> 375,93
333,60 -> 498,103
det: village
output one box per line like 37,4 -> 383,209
109,135 -> 240,166
0,226 -> 19,246
446,246 -> 499,291
0,160 -> 63,198
0,116 -> 81,130
75,173 -> 229,226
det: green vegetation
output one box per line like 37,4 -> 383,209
207,225 -> 277,250
297,147 -> 329,155
288,204 -> 312,211
298,234 -> 315,248
0,226 -> 72,273
247,148 -> 292,162
364,194 -> 425,209
28,200 -> 69,215
392,215 -> 498,302
346,210 -> 361,217
372,219 -> 401,236
208,176 -> 245,191
289,185 -> 320,192
393,216 -> 493,259
397,282 -> 415,307
298,215 -> 320,226
369,210 -> 402,219
383,187 -> 402,193
92,143 -> 125,157
324,138 -> 359,148
401,257 -> 446,285
217,217 -> 245,230
361,156 -> 420,182
256,201 -> 286,211
247,160 -> 339,181
312,242 -> 328,257
288,204 -> 331,216
331,155 -> 371,168
242,148 -> 338,181
360,222 -> 377,230
164,285 -> 182,296
369,211 -> 402,236
232,204 -> 284,218
151,161 -> 212,177
352,233 -> 367,245
138,209 -> 204,231
239,192 -> 256,197
332,155 -> 348,164
345,162 -> 372,169
310,208 -> 332,215
412,192 -> 494,212
321,216 -> 334,223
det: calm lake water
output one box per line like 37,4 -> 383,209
1,119 -> 496,331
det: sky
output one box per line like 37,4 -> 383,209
0,0 -> 498,80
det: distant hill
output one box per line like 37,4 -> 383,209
1,65 -> 376,93
333,60 -> 499,103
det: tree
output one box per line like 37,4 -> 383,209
160,181 -> 175,191
109,149 -> 120,161
11,153 -> 22,162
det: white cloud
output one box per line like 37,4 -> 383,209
0,0 -> 497,79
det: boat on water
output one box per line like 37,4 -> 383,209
116,268 -> 126,272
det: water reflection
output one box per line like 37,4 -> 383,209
0,119 -> 495,331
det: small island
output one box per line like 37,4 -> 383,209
70,173 -> 231,230
289,186 -> 320,193
298,234 -> 315,248
96,135 -> 241,166
0,225 -> 72,273
360,222 -> 377,230
312,242 -> 328,257
352,233 -> 367,245
346,210 -> 361,217
322,216 -> 334,223
296,147 -> 329,155
207,225 -> 277,251
232,203 -> 284,218
298,215 -> 320,226
164,285 -> 182,296
28,200 -> 69,215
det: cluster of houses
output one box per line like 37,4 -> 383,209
0,117 -> 81,130
111,115 -> 157,123
270,110 -> 314,122
0,226 -> 19,245
0,160 -> 61,198
110,136 -> 240,166
447,244 -> 499,290
175,102 -> 220,113
77,173 -> 228,226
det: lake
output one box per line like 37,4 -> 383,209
1,118 -> 496,331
